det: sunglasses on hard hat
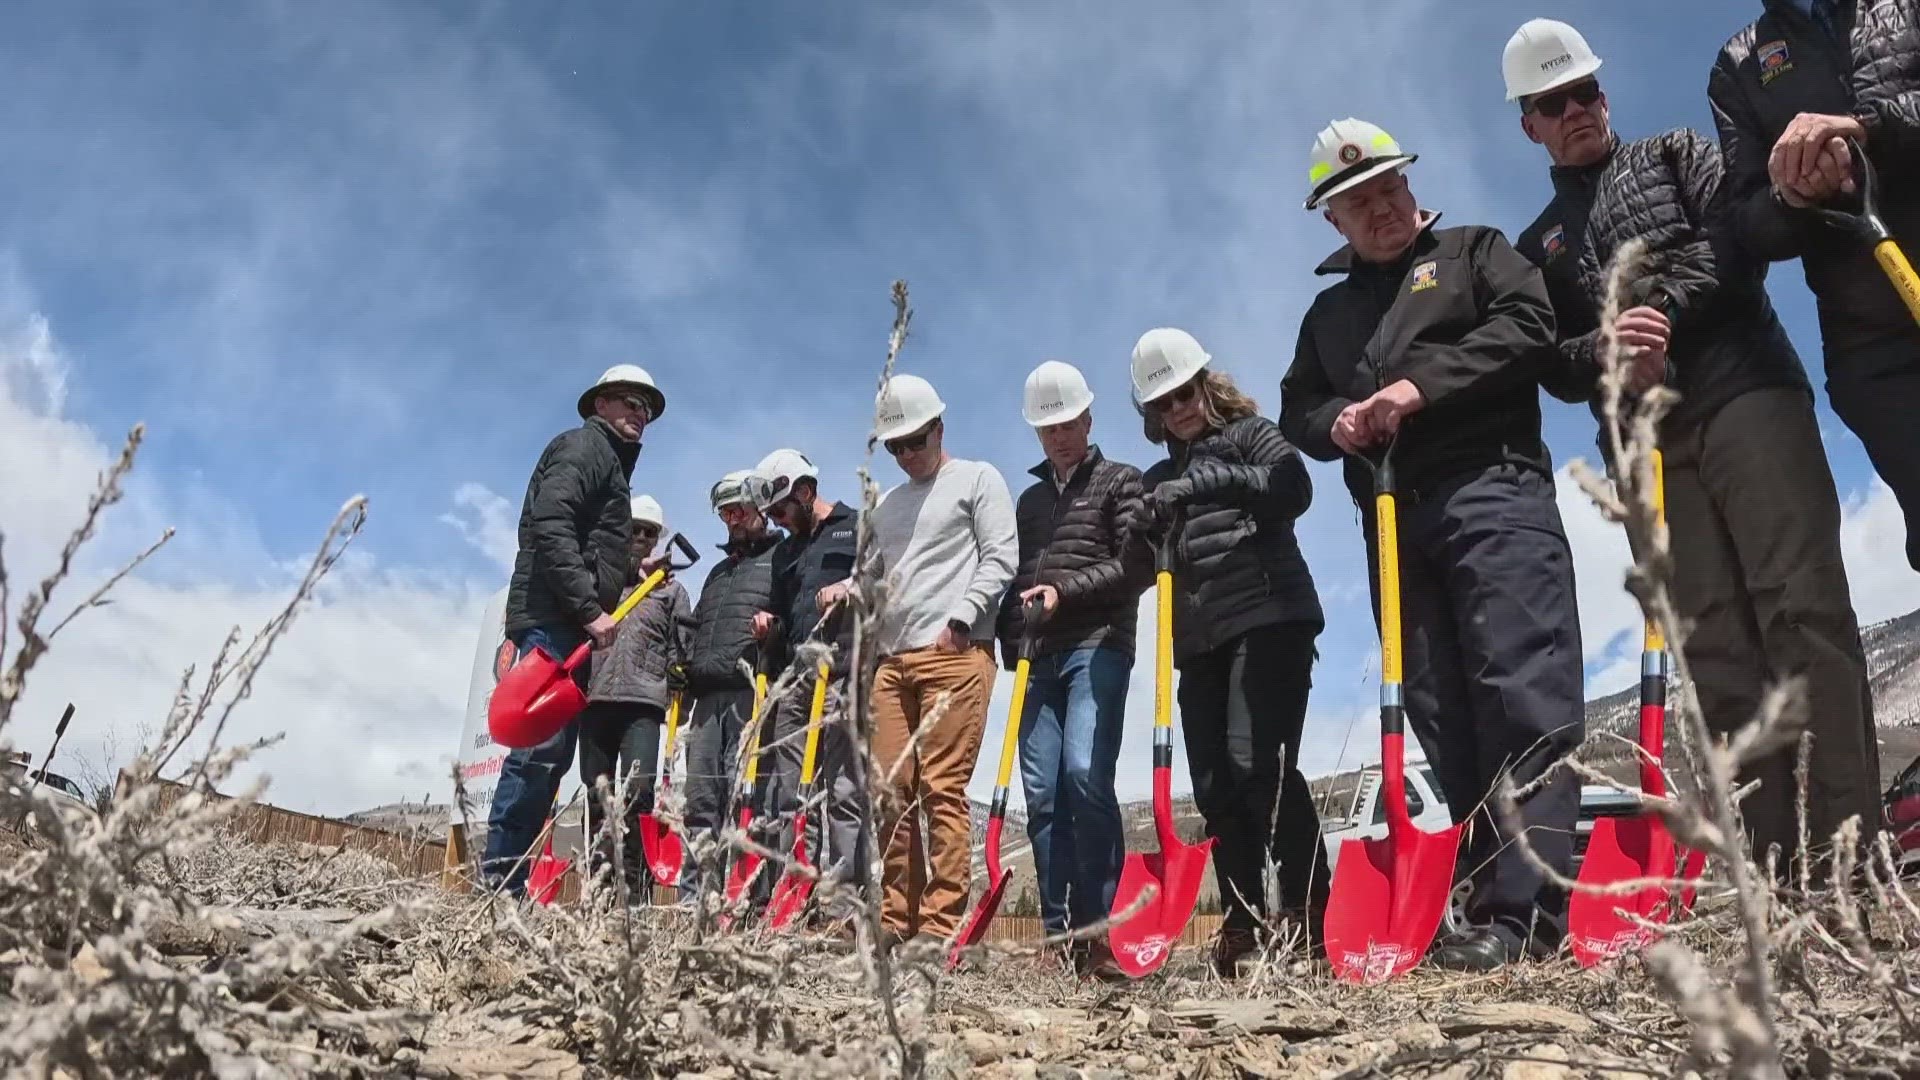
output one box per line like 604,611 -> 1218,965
1148,380 -> 1201,415
1524,80 -> 1602,119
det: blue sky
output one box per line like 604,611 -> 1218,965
1,0 -> 1914,814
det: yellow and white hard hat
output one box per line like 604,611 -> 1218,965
1304,118 -> 1418,210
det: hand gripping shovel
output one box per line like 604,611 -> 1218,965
948,596 -> 1046,970
766,661 -> 832,931
488,532 -> 701,750
1570,450 -> 1704,964
1326,443 -> 1464,985
639,691 -> 687,889
1108,526 -> 1216,978
1808,136 -> 1920,328
723,640 -> 778,912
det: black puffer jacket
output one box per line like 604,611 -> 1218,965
995,446 -> 1147,669
587,579 -> 693,710
505,417 -> 639,636
684,530 -> 780,692
1122,415 -> 1323,664
766,501 -> 861,677
1710,0 -> 1920,348
1516,129 -> 1808,438
1280,216 -> 1559,507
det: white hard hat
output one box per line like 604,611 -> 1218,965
710,469 -> 755,512
578,364 -> 666,420
1502,18 -> 1602,102
630,494 -> 666,530
1130,328 -> 1211,406
1022,360 -> 1094,427
1304,118 -> 1418,210
748,448 -> 818,511
873,373 -> 946,441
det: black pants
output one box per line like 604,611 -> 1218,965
682,686 -> 756,894
578,700 -> 665,893
1363,463 -> 1585,949
1658,388 -> 1880,878
1826,327 -> 1920,571
1177,622 -> 1330,932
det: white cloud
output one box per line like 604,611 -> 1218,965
0,282 -> 489,818
441,482 -> 519,573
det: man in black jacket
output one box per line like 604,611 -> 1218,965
996,360 -> 1146,975
748,448 -> 871,918
1279,119 -> 1584,971
1509,18 -> 1880,882
678,469 -> 782,900
1710,0 -> 1920,569
483,364 -> 667,897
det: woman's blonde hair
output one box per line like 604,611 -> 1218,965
1140,369 -> 1260,445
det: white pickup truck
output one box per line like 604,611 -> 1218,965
1319,759 -> 1642,936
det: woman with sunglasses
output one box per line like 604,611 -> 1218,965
1124,327 -> 1329,977
580,494 -> 693,900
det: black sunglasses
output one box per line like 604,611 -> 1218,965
1525,81 -> 1602,119
884,422 -> 938,455
1148,381 -> 1200,415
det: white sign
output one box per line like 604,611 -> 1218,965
452,586 -> 513,828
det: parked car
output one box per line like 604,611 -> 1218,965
2,752 -> 98,828
1320,759 -> 1646,936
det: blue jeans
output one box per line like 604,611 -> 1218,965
482,624 -> 589,896
1017,646 -> 1130,933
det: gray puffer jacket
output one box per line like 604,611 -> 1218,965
587,579 -> 693,710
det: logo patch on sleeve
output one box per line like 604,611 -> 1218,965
1758,40 -> 1793,85
1543,224 -> 1566,260
1410,260 -> 1438,293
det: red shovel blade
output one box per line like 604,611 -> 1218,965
724,809 -> 765,907
1569,815 -> 1678,966
639,812 -> 684,888
947,869 -> 1011,969
1324,822 -> 1464,985
527,842 -> 571,906
766,812 -> 814,930
1107,837 -> 1217,977
488,645 -> 589,749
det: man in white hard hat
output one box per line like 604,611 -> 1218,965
747,448 -> 872,917
580,494 -> 693,899
994,360 -> 1146,978
1279,120 -> 1585,971
485,364 -> 669,897
1710,0 -> 1920,571
678,470 -> 783,900
864,373 -> 1019,948
1507,17 -> 1879,884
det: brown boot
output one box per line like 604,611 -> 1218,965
1077,938 -> 1128,982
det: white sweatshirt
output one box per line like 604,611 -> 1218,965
869,457 -> 1019,656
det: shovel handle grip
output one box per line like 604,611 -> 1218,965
664,531 -> 701,571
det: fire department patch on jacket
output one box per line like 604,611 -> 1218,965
1543,224 -> 1566,260
1758,40 -> 1793,85
1410,260 -> 1438,293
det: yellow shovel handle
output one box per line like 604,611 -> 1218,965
797,662 -> 829,786
663,691 -> 682,759
1644,450 -> 1667,655
993,657 -> 1032,788
1874,239 -> 1920,328
743,673 -> 768,785
1374,492 -> 1402,688
606,568 -> 667,625
1154,568 -> 1174,731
